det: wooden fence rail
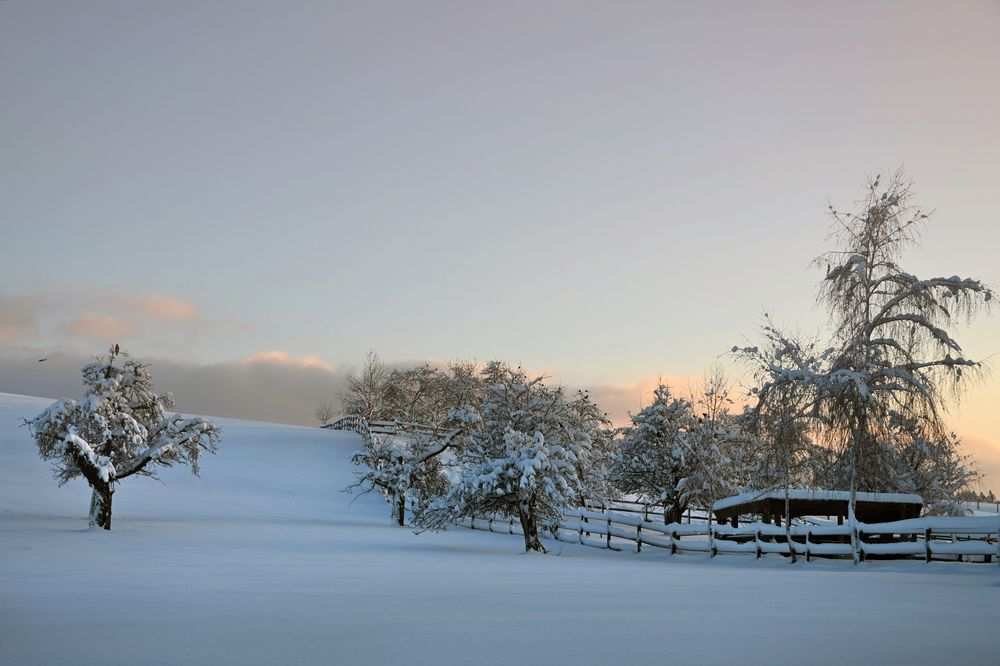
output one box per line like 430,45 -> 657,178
325,414 -> 372,442
325,415 -> 443,441
962,500 -> 1000,514
582,499 -> 714,524
463,506 -> 1000,564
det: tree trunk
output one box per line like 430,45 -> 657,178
848,427 -> 860,565
784,483 -> 796,563
665,501 -> 684,525
394,492 -> 406,527
88,488 -> 99,525
517,502 -> 546,553
90,483 -> 113,531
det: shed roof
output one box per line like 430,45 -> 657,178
713,489 -> 923,512
712,489 -> 924,524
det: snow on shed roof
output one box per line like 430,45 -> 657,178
712,489 -> 923,512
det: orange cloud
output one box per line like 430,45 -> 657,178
586,374 -> 706,426
57,314 -> 140,339
111,293 -> 199,320
0,293 -> 44,344
238,351 -> 338,373
959,432 -> 1000,496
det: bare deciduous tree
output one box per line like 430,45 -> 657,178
314,401 -> 337,425
339,351 -> 392,422
737,171 -> 992,517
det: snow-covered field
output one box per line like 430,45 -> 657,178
1,393 -> 997,666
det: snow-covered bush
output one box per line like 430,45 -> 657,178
27,346 -> 220,530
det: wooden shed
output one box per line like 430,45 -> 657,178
712,489 -> 923,527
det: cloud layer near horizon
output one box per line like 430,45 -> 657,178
0,348 -> 346,427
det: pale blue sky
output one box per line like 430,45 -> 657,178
2,1 -> 999,484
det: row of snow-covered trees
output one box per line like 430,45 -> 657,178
345,361 -> 616,551
342,172 -> 991,551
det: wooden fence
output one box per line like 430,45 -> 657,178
463,506 -> 1000,564
583,499 -> 714,524
325,414 -> 371,441
963,500 -> 1000,514
325,415 -> 442,440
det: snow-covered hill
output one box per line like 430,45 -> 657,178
1,393 -> 997,665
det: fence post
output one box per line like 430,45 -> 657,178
579,516 -> 584,544
755,530 -> 761,559
510,517 -> 514,535
995,519 -> 1000,566
470,513 -> 475,530
709,517 -> 716,558
805,526 -> 811,563
606,517 -> 612,549
925,527 -> 932,563
488,517 -> 494,533
637,523 -> 642,553
670,530 -> 677,555
850,516 -> 859,566
996,519 -> 1000,566
584,514 -> 590,537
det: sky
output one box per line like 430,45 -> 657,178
1,1 -> 999,490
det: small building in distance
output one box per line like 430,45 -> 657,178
712,489 -> 923,527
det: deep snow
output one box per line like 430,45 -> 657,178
1,392 -> 997,666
